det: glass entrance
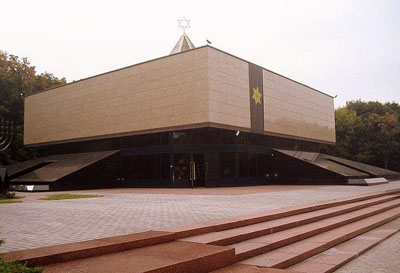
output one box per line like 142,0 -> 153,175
193,153 -> 205,187
173,153 -> 205,187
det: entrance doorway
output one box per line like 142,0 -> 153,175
193,153 -> 205,187
173,153 -> 206,187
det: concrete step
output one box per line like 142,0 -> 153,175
239,206 -> 400,269
287,218 -> 400,273
43,241 -> 235,273
211,263 -> 300,273
3,230 -> 176,267
230,198 -> 400,261
171,190 -> 400,239
181,194 -> 400,246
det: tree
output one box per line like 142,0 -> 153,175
365,112 -> 400,169
324,100 -> 400,172
0,51 -> 66,165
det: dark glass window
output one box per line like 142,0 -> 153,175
44,128 -> 324,158
122,133 -> 169,148
82,139 -> 111,152
173,131 -> 189,145
132,155 -> 144,179
174,153 -> 190,180
144,154 -> 154,179
110,137 -> 122,150
238,132 -> 265,146
121,156 -> 131,181
173,128 -> 235,145
239,153 -> 267,178
160,154 -> 170,179
218,130 -> 235,144
248,153 -> 257,177
248,134 -> 265,146
256,154 -> 265,178
221,153 -> 235,178
128,154 -> 170,181
159,132 -> 169,145
239,153 -> 247,178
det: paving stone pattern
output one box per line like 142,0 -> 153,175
335,231 -> 400,273
0,183 -> 399,254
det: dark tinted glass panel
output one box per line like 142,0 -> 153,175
256,154 -> 265,178
174,153 -> 190,180
173,128 -> 235,145
121,156 -> 131,181
110,137 -> 122,150
122,133 -> 169,148
248,153 -> 257,177
265,135 -> 273,147
264,154 -> 272,176
159,132 -> 169,145
44,128 -> 323,156
127,154 -> 170,181
144,154 -> 154,179
132,155 -> 144,179
221,153 -> 235,178
248,134 -> 265,146
173,131 -> 189,144
239,153 -> 248,178
218,130 -> 235,144
161,153 -> 170,179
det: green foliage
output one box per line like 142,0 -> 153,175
324,100 -> 400,171
0,51 -> 66,165
0,258 -> 42,273
2,192 -> 15,199
0,192 -> 23,203
39,193 -> 103,200
0,192 -> 22,200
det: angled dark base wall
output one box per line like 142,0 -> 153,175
270,150 -> 348,185
273,149 -> 400,185
8,152 -> 121,191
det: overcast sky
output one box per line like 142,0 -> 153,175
2,0 -> 399,107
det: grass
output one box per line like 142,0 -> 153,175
0,199 -> 22,204
39,193 -> 103,201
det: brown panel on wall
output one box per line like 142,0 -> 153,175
248,63 -> 264,134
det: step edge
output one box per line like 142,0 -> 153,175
185,195 -> 400,246
239,209 -> 400,269
147,247 -> 237,273
272,212 -> 400,270
322,230 -> 399,273
233,202 -> 400,260
3,231 -> 176,267
172,190 -> 400,239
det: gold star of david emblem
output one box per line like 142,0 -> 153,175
252,86 -> 262,105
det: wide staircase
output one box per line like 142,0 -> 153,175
4,189 -> 400,273
183,189 -> 400,272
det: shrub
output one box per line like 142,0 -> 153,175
0,258 -> 43,273
0,240 -> 43,273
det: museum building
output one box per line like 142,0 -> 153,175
7,34 -> 399,190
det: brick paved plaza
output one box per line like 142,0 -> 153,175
0,183 -> 400,272
0,183 -> 399,254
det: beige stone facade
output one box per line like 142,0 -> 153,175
263,70 -> 335,143
24,46 -> 335,146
